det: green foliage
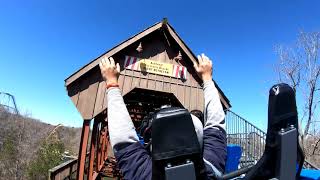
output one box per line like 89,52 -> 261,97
0,130 -> 21,178
0,131 -> 18,161
27,137 -> 65,179
0,109 -> 81,179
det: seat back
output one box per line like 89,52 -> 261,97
151,107 -> 205,180
243,83 -> 303,180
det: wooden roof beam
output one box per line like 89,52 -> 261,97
65,22 -> 163,86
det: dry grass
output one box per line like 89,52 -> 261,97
0,107 -> 82,179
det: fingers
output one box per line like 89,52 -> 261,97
99,61 -> 102,70
100,57 -> 107,71
197,55 -> 203,64
198,53 -> 212,65
99,57 -> 119,82
100,58 -> 104,67
101,56 -> 119,69
201,53 -> 206,62
193,61 -> 199,72
101,57 -> 108,68
198,53 -> 211,65
201,53 -> 210,63
200,53 -> 213,67
109,57 -> 115,67
116,63 -> 120,72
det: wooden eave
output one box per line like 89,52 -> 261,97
65,20 -> 231,109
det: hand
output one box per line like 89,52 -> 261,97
193,53 -> 213,81
99,57 -> 120,85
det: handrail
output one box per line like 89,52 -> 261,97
304,159 -> 320,170
226,110 -> 266,135
225,110 -> 266,167
48,158 -> 78,180
225,110 -> 319,170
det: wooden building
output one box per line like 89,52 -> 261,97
64,19 -> 231,179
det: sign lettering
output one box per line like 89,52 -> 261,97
124,56 -> 187,79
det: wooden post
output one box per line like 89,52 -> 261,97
104,126 -> 109,161
100,130 -> 106,170
88,118 -> 99,180
77,120 -> 91,180
97,129 -> 102,170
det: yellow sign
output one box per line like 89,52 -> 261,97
138,59 -> 173,76
124,56 -> 187,79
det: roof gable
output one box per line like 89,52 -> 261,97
65,20 -> 200,86
65,20 -> 231,119
65,22 -> 163,86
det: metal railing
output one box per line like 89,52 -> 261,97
48,158 -> 78,180
225,110 -> 319,170
304,159 -> 320,170
225,110 -> 266,168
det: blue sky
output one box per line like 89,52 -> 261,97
0,0 -> 319,129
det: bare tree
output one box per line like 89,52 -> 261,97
275,31 -> 320,160
275,45 -> 301,93
299,32 -> 320,137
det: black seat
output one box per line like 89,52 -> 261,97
243,83 -> 304,180
152,107 -> 206,180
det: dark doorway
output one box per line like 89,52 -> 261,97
123,88 -> 183,128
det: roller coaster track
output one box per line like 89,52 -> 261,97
0,91 -> 19,114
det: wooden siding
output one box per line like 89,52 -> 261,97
67,32 -> 207,120
66,24 -> 229,120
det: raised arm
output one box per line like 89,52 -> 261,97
99,57 -> 139,149
194,54 -> 227,176
203,80 -> 226,131
100,57 -> 151,180
194,53 -> 225,130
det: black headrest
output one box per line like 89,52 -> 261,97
152,107 -> 200,160
243,83 -> 302,179
267,83 -> 298,146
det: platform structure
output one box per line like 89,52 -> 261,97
49,108 -> 319,179
54,19 -> 233,180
